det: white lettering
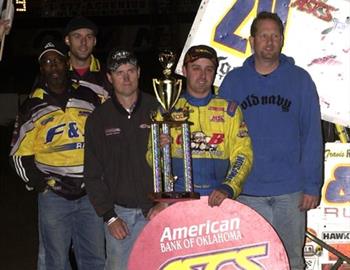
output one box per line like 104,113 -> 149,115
160,218 -> 241,243
188,225 -> 198,237
160,227 -> 172,242
160,240 -> 183,253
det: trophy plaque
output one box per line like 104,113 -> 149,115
150,50 -> 200,203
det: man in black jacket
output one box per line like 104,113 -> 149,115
84,49 -> 164,270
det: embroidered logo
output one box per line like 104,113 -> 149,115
208,106 -> 224,112
210,115 -> 224,122
178,131 -> 225,152
140,123 -> 150,129
41,117 -> 54,125
44,42 -> 55,49
78,111 -> 90,117
105,128 -> 121,136
238,121 -> 249,138
227,101 -> 238,116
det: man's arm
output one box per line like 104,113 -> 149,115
83,114 -> 117,221
300,74 -> 323,209
9,103 -> 48,191
208,189 -> 229,207
299,194 -> 320,211
218,104 -> 253,199
84,113 -> 138,239
10,155 -> 49,191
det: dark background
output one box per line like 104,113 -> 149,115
0,1 -> 200,269
0,0 -> 201,94
0,0 -> 345,268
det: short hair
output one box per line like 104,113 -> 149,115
250,11 -> 284,37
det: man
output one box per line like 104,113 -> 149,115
32,23 -> 108,268
64,16 -> 110,102
219,11 -> 323,270
147,45 -> 253,216
10,40 -> 105,269
84,49 -> 161,270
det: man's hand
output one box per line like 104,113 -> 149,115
107,218 -> 129,239
0,19 -> 11,39
159,134 -> 172,148
208,189 -> 228,207
298,193 -> 320,211
147,202 -> 169,220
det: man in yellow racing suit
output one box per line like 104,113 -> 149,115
9,39 -> 105,269
147,45 -> 253,216
164,92 -> 252,199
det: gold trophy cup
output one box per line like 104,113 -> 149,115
150,50 -> 199,202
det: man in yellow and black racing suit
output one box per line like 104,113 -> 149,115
165,92 -> 253,199
9,39 -> 105,269
147,45 -> 253,216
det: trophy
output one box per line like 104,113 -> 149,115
150,50 -> 200,202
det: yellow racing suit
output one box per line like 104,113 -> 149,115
10,83 -> 100,199
148,92 -> 253,198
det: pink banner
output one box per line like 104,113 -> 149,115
129,197 -> 289,269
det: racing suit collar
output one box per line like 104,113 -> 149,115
68,54 -> 101,72
183,91 -> 213,106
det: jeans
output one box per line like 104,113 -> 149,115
37,224 -> 71,270
38,191 -> 105,270
238,191 -> 306,270
37,219 -> 46,270
104,205 -> 148,270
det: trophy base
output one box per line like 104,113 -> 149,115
149,191 -> 200,203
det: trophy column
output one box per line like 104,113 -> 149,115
151,123 -> 162,193
181,122 -> 193,192
161,123 -> 173,192
150,50 -> 199,203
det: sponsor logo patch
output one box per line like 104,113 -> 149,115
210,115 -> 224,122
105,128 -> 121,136
208,106 -> 224,112
238,121 -> 249,137
41,117 -> 54,125
140,123 -> 151,129
186,131 -> 224,152
227,101 -> 238,116
78,111 -> 91,117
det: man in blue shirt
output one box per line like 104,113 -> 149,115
219,11 -> 323,270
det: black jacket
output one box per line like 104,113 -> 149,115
84,91 -> 158,221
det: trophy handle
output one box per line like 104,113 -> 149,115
173,80 -> 182,109
152,79 -> 166,111
152,78 -> 182,113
